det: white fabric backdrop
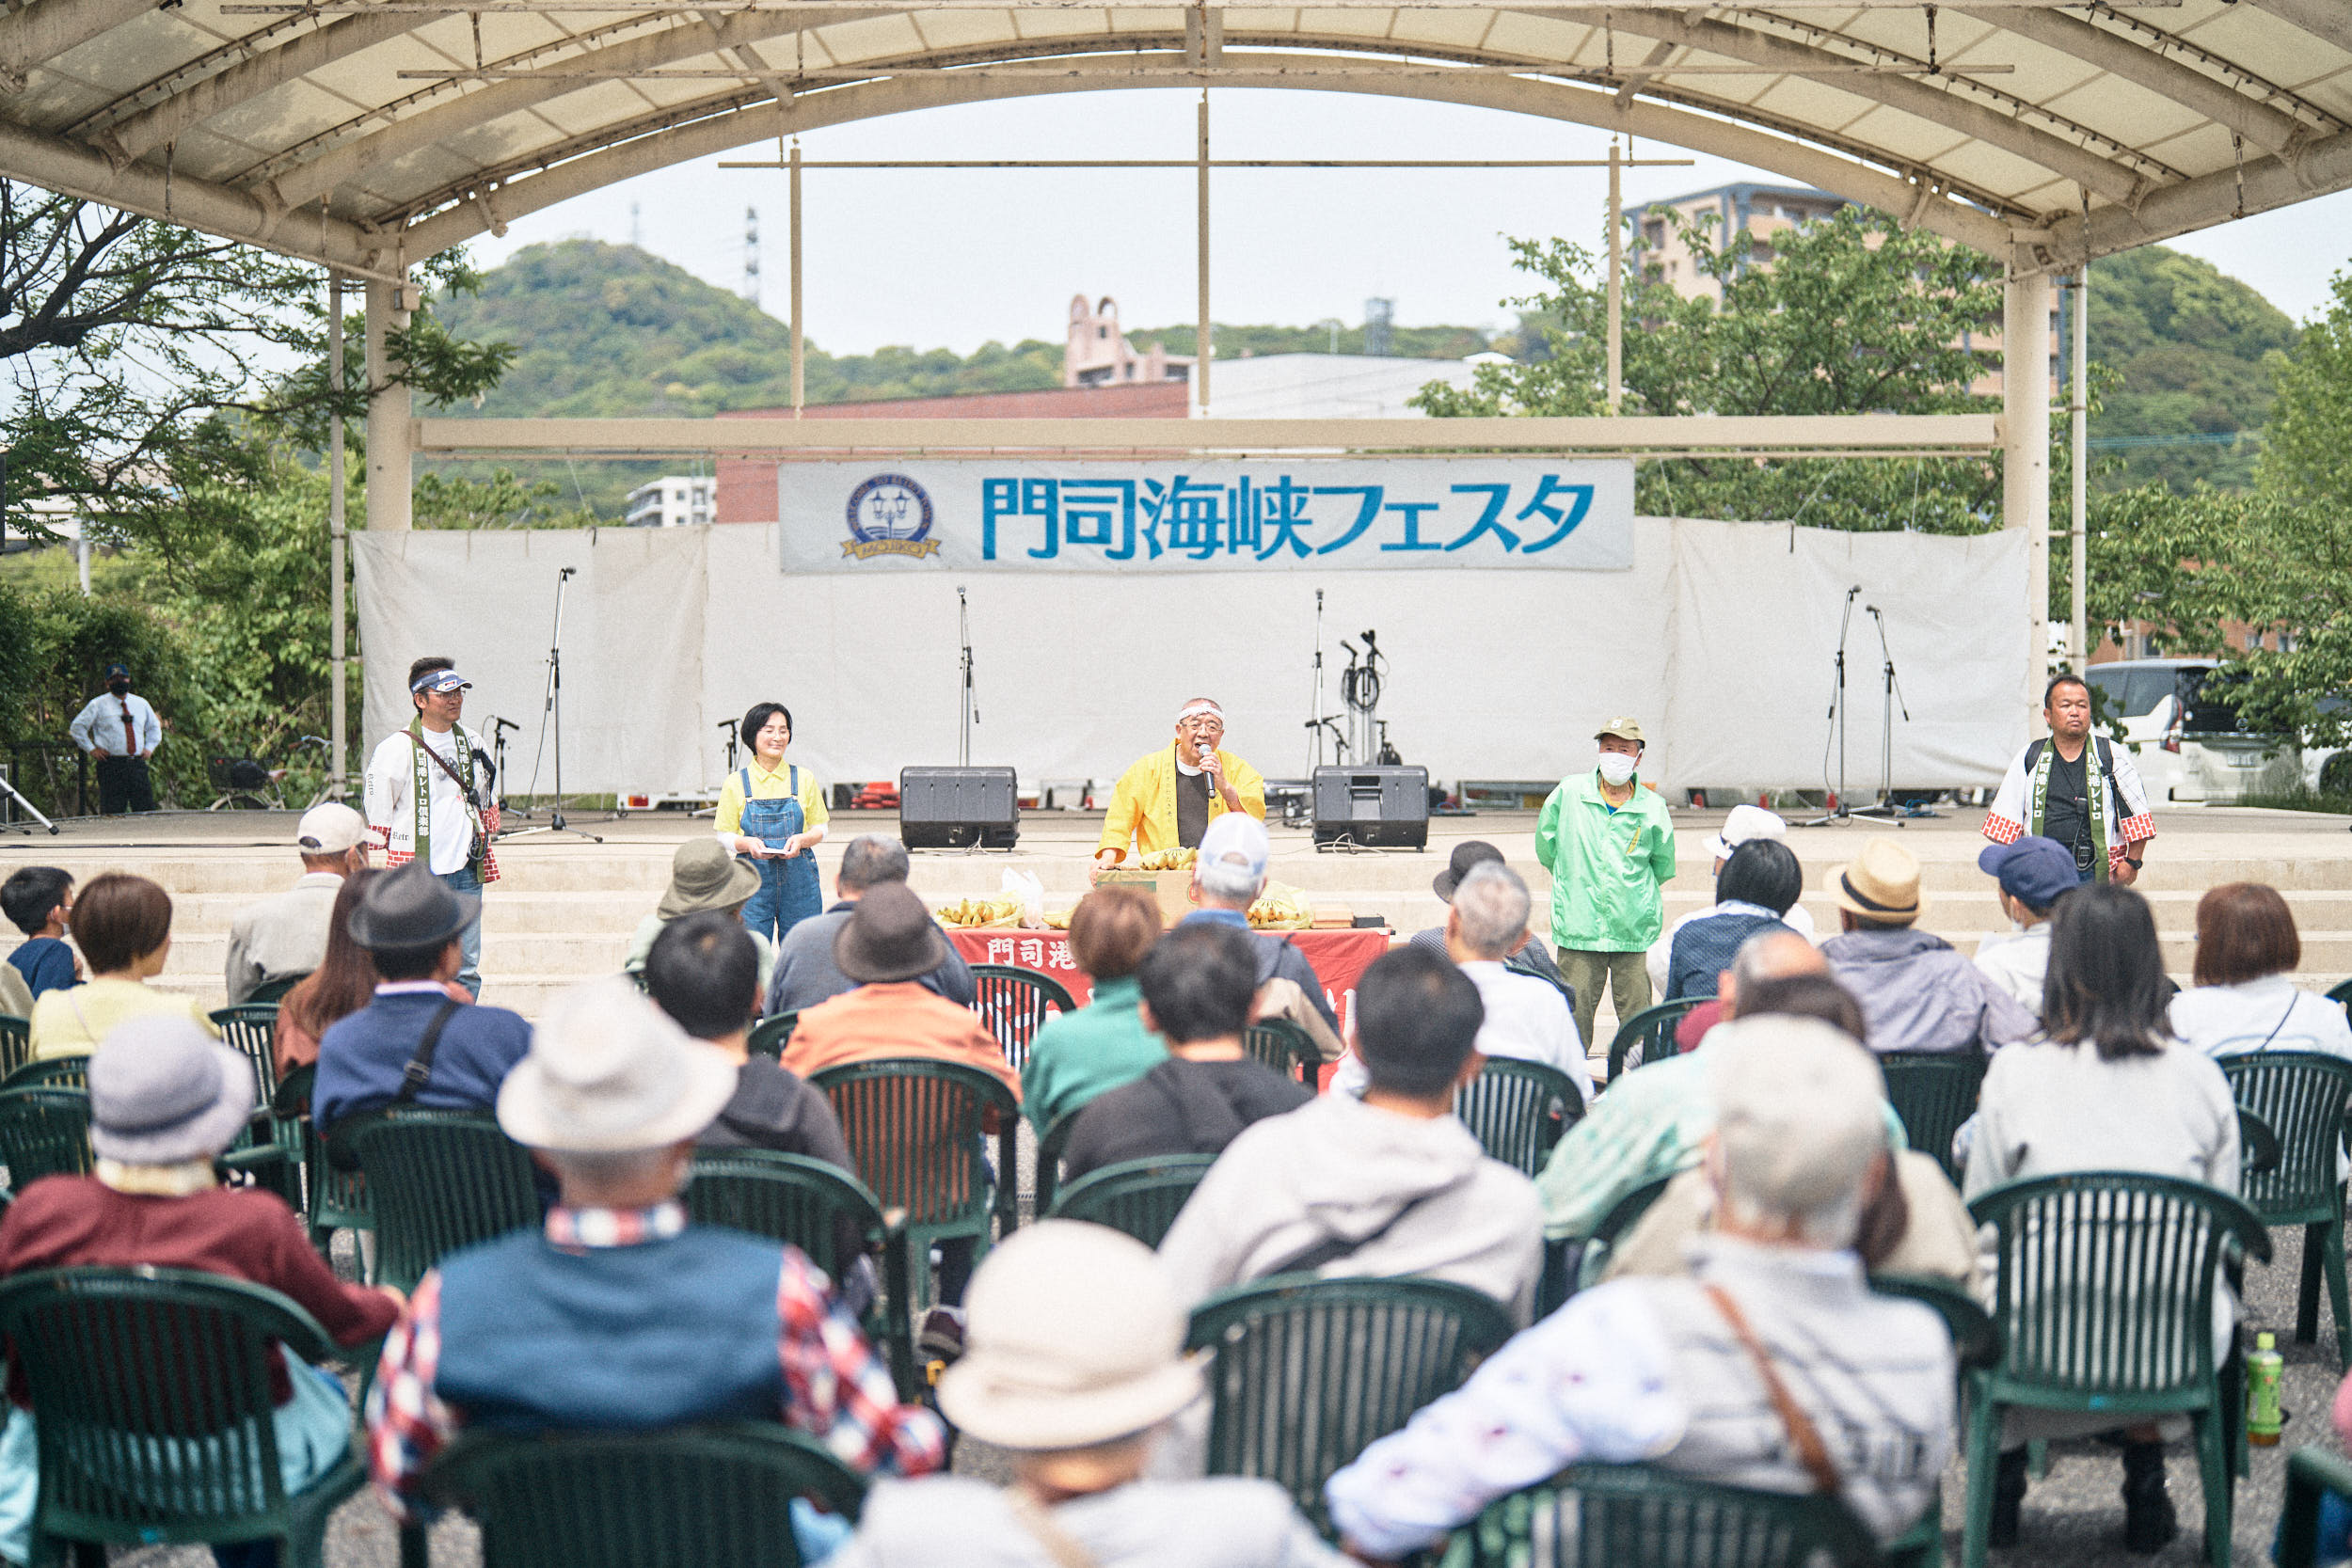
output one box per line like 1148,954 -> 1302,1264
356,518 -> 2027,797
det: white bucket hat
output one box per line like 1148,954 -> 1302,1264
937,1221 -> 1204,1451
497,977 -> 739,1152
1705,803 -> 1789,863
87,1016 -> 255,1165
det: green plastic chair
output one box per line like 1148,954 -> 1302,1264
269,1063 -> 372,1252
1878,1051 -> 1988,1185
747,1009 -> 800,1060
1243,1018 -> 1320,1085
1032,1108 -> 1083,1219
209,1003 -> 283,1113
970,964 -> 1077,1073
2219,1053 -> 2352,1365
0,1266 -> 366,1568
0,1086 -> 92,1187
336,1109 -> 541,1292
2279,1445 -> 2352,1568
0,1014 -> 29,1078
1048,1154 -> 1216,1249
2327,978 -> 2352,1022
1454,1057 -> 1583,1177
1438,1462 -> 1882,1568
1871,1273 -> 2002,1568
1186,1273 -> 1514,1534
419,1422 -> 866,1568
245,974 -> 307,1006
1605,996 -> 1714,1083
1961,1171 -> 2271,1568
3,1055 -> 87,1092
1574,1169 -> 1680,1293
686,1148 -> 918,1398
809,1057 -> 1020,1309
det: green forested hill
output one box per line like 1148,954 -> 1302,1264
2087,245 -> 2296,493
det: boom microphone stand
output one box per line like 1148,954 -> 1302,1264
1852,604 -> 1935,819
502,566 -> 602,843
957,586 -> 978,767
487,718 -> 519,812
1800,587 -> 1862,829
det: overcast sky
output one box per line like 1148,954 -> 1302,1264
467,87 -> 2352,356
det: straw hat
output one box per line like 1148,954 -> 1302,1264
937,1222 -> 1203,1451
1826,838 -> 1926,926
497,977 -> 738,1152
87,1016 -> 256,1166
656,839 -> 762,922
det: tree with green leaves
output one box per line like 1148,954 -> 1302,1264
1414,205 -> 2005,532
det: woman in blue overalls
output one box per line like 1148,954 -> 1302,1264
716,701 -> 829,947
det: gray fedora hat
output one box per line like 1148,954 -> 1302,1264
1432,840 -> 1504,902
834,883 -> 949,985
347,863 -> 477,951
88,1015 -> 255,1165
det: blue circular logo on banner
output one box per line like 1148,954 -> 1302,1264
842,474 -> 938,559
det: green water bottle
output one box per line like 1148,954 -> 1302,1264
2248,1330 -> 2285,1447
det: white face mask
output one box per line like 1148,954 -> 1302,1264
1597,751 -> 1639,786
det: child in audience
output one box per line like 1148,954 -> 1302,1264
2,867 -> 80,1003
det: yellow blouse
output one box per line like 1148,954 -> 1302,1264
713,758 -> 831,839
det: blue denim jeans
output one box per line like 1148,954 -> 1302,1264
437,865 -> 485,998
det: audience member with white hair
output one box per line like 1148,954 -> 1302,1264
1644,804 -> 1815,997
834,1222 -> 1349,1567
1336,862 -> 1591,1101
1326,1017 -> 1956,1558
367,977 -> 944,1558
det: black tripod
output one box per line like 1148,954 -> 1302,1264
502,566 -> 602,843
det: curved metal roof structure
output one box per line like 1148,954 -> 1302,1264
1,0 -> 2348,282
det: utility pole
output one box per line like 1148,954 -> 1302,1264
327,272 -> 349,797
2070,265 -> 2090,672
1606,138 -> 1624,414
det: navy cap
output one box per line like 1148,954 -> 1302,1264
1977,837 -> 2079,911
103,663 -> 130,680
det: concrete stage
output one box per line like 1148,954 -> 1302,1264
8,799 -> 2352,1034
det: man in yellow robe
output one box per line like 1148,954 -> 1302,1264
1093,698 -> 1266,876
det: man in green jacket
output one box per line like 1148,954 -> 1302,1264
1534,717 -> 1678,1050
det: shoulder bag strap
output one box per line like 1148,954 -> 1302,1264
395,998 -> 465,1104
407,730 -> 482,804
1005,1490 -> 1100,1568
1701,1280 -> 1842,1497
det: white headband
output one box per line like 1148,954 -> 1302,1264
1177,701 -> 1224,723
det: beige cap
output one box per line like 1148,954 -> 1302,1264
936,1221 -> 1204,1451
1827,838 -> 1926,926
497,977 -> 739,1152
1709,1015 -> 1888,1222
1595,716 -> 1646,743
295,802 -> 367,855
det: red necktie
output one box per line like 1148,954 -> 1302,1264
119,700 -> 135,756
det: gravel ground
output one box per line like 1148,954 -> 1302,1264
113,1189 -> 2349,1568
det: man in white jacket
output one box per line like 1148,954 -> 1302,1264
363,657 -> 499,997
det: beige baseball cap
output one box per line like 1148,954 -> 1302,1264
1595,717 -> 1646,743
295,802 -> 367,855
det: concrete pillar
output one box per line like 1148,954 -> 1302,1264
364,277 -> 413,532
2003,266 -> 2051,723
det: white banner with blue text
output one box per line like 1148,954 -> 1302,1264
776,458 -> 1635,573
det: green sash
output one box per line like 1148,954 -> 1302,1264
2028,736 -> 2108,881
406,718 -> 484,874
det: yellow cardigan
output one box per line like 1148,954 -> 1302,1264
1097,745 -> 1266,861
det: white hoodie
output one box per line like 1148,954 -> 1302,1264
1157,1093 -> 1545,1326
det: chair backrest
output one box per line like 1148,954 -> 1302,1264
340,1111 -> 541,1292
1573,1170 -> 1680,1293
1242,1018 -> 1319,1085
685,1148 -> 887,1282
1606,997 -> 1713,1083
1870,1272 -> 2003,1372
2238,1108 -> 2282,1180
969,965 -> 1076,1073
3,1054 -> 88,1092
746,1010 -> 799,1061
244,974 -> 306,1007
2327,978 -> 2352,1022
1967,1170 -> 2271,1402
1876,1051 -> 1988,1185
0,1266 -> 344,1542
269,1062 -> 371,1237
0,1086 -> 93,1186
1454,1058 -> 1583,1177
2219,1052 -> 2352,1223
0,1014 -> 29,1078
2281,1445 -> 2352,1568
1048,1155 -> 1216,1249
1445,1462 -> 1882,1568
808,1058 -> 1017,1227
1033,1109 -> 1084,1218
421,1422 -> 866,1568
208,1004 -> 282,1111
1185,1273 -> 1515,1532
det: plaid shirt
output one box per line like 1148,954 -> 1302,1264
365,1200 -> 943,1518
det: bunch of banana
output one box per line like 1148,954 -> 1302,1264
1135,847 -> 1198,871
934,896 -> 1022,927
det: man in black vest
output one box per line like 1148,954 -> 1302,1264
1982,673 -> 2154,885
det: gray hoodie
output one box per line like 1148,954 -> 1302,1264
1157,1093 -> 1545,1325
1822,925 -> 2039,1055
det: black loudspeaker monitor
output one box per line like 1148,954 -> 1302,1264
1311,766 -> 1430,849
899,767 -> 1020,850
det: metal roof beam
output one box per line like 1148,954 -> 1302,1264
2036,124 -> 2352,268
0,0 -> 156,88
0,114 -> 399,278
2236,0 -> 2352,56
1956,4 -> 2303,153
395,53 -> 2015,256
100,11 -> 421,160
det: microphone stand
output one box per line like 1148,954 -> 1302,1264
502,566 -> 603,843
1852,606 -> 1934,819
1800,587 -> 1861,829
1304,589 -> 1337,771
691,719 -> 739,818
487,718 -> 519,812
957,586 -> 978,768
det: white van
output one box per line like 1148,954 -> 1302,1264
2081,658 -> 2300,804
